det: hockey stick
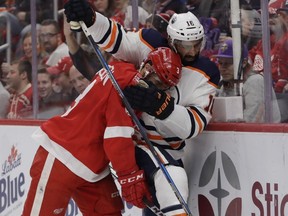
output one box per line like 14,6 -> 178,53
143,198 -> 165,216
77,21 -> 192,215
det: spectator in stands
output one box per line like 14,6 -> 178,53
0,10 -> 23,57
186,0 -> 200,16
40,19 -> 69,66
241,0 -> 260,10
14,23 -> 41,59
0,70 -> 9,118
6,59 -> 33,119
199,16 -> 221,58
276,0 -> 288,94
68,65 -> 90,94
215,2 -> 262,51
240,2 -> 262,50
1,31 -> 48,89
214,39 -> 281,123
197,0 -> 230,35
1,61 -> 9,90
249,1 -> 288,93
277,1 -> 288,27
89,0 -> 115,18
37,67 -> 66,119
111,0 -> 149,29
275,2 -> 288,122
47,56 -> 78,104
145,12 -> 171,38
12,1 -> 64,27
20,31 -> 48,65
141,0 -> 154,14
214,39 -> 247,97
155,0 -> 188,14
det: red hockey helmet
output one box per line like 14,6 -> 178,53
146,47 -> 182,87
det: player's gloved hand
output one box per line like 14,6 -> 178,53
123,81 -> 175,120
64,0 -> 96,31
118,170 -> 152,208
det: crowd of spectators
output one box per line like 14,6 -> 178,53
0,0 -> 288,123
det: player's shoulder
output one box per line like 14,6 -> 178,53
190,56 -> 220,85
110,61 -> 136,70
140,28 -> 169,49
192,56 -> 218,70
109,61 -> 139,88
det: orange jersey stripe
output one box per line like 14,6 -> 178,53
102,22 -> 117,50
190,108 -> 204,135
170,142 -> 182,149
187,66 -> 219,88
147,133 -> 182,149
147,133 -> 163,141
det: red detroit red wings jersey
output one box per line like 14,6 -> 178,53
34,62 -> 141,182
7,83 -> 33,119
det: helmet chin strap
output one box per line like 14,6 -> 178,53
200,36 -> 206,52
168,36 -> 178,53
139,61 -> 153,79
142,69 -> 151,79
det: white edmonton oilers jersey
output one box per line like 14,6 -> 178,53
89,12 -> 220,160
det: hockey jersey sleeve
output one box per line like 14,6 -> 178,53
89,12 -> 167,68
141,59 -> 220,146
103,85 -> 139,176
69,47 -> 102,81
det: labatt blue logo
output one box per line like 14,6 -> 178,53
2,145 -> 22,176
0,145 -> 25,213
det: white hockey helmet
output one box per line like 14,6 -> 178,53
167,12 -> 204,43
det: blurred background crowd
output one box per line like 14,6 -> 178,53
0,0 -> 288,123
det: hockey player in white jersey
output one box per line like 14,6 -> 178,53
64,0 -> 220,159
64,1 -> 220,215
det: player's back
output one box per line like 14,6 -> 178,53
36,62 -> 140,178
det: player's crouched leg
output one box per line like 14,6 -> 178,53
22,146 -> 73,216
72,174 -> 123,216
135,145 -> 189,216
154,165 -> 189,216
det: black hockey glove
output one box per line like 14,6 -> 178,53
64,0 -> 96,31
123,82 -> 175,120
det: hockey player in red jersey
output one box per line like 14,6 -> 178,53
22,47 -> 182,216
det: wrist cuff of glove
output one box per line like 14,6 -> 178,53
86,11 -> 96,28
151,95 -> 175,120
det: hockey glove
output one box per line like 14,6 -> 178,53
64,0 -> 96,31
123,82 -> 175,120
118,170 -> 152,208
